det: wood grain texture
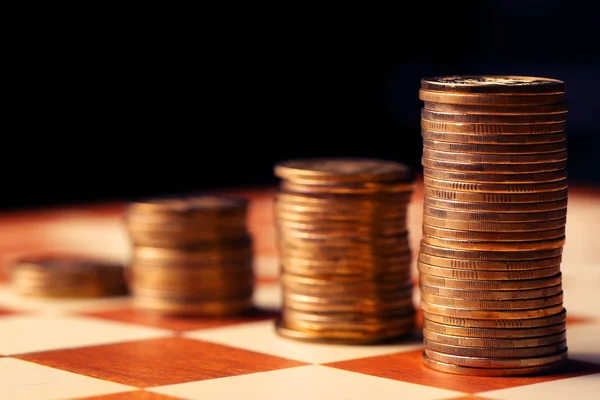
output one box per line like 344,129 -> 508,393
82,307 -> 279,332
78,390 -> 183,400
325,349 -> 600,394
17,337 -> 307,388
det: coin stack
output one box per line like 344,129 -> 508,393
124,195 -> 255,316
9,253 -> 128,298
273,158 -> 416,344
418,76 -> 569,376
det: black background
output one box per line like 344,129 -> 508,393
6,1 -> 599,209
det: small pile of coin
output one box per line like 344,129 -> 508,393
273,158 -> 416,343
124,195 -> 255,316
418,76 -> 569,376
9,253 -> 128,298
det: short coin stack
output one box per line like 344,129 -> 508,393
124,195 -> 255,317
9,253 -> 128,298
418,76 -> 569,376
273,158 -> 416,343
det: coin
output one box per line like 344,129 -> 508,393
422,129 -> 566,145
423,187 -> 568,203
422,215 -> 567,232
274,158 -> 413,183
422,158 -> 566,173
422,139 -> 567,155
423,235 -> 566,251
420,292 -> 563,310
419,89 -> 565,106
424,339 -> 567,359
424,196 -> 568,212
9,253 -> 128,298
422,148 -> 568,164
420,76 -> 566,94
423,309 -> 567,328
422,226 -> 565,242
133,296 -> 253,317
421,109 -> 567,124
418,274 -> 563,291
419,283 -> 562,300
423,176 -> 568,193
418,262 -> 561,280
423,329 -> 566,347
423,101 -> 569,114
418,253 -> 562,271
419,241 -> 563,260
423,205 -> 567,222
425,347 -> 568,369
421,119 -> 566,134
422,353 -> 566,376
280,180 -> 414,194
420,301 -> 564,320
423,319 -> 567,338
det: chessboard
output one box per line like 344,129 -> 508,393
0,179 -> 599,400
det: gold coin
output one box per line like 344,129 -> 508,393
423,329 -> 566,348
278,227 -> 408,241
280,246 -> 411,263
133,296 -> 253,317
281,273 -> 412,288
280,261 -> 412,278
424,348 -> 568,369
129,261 -> 253,277
420,76 -> 566,94
422,214 -> 567,232
274,158 -> 412,183
422,234 -> 566,251
422,139 -> 567,155
422,129 -> 566,145
131,245 -> 252,264
422,148 -> 567,164
423,101 -> 569,114
419,283 -> 562,300
283,308 -> 416,323
282,315 -> 415,335
424,339 -> 567,359
274,208 -> 407,223
274,201 -> 409,217
421,109 -> 567,124
131,285 -> 254,301
418,273 -> 562,291
422,226 -> 566,242
281,253 -> 412,269
423,197 -> 568,212
275,217 -> 407,231
423,205 -> 567,222
275,194 -> 412,209
280,180 -> 414,195
10,254 -> 128,298
421,119 -> 566,134
420,301 -> 564,320
420,292 -> 563,310
422,353 -> 566,376
423,309 -> 566,329
423,176 -> 568,193
126,194 -> 248,217
284,295 -> 414,314
424,167 -> 567,183
422,157 -> 566,173
418,253 -> 562,271
419,241 -> 563,260
423,319 -> 566,339
274,318 -> 414,344
417,262 -> 561,280
419,89 -> 565,106
423,187 -> 568,203
279,233 -> 410,247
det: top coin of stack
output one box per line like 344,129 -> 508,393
273,158 -> 417,344
9,253 -> 128,298
124,194 -> 255,317
418,76 -> 569,376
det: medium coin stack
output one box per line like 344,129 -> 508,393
9,253 -> 128,298
124,195 -> 255,316
273,158 -> 416,344
418,76 -> 569,376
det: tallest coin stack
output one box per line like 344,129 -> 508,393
418,76 -> 569,376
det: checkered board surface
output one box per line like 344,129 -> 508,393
0,180 -> 599,400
